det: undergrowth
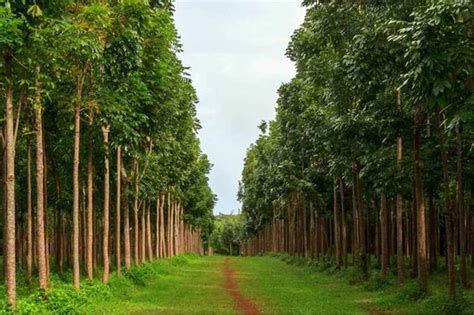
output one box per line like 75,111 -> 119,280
268,253 -> 474,314
0,253 -> 199,314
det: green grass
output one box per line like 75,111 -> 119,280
95,255 -> 236,314
230,256 -> 371,314
1,254 -> 473,314
237,253 -> 474,315
0,255 -> 236,314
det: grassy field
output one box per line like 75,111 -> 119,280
96,255 -> 236,314
1,254 -> 473,314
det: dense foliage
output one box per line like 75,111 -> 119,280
210,214 -> 245,256
240,0 -> 473,298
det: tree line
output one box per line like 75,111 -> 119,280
240,0 -> 473,299
0,0 -> 214,308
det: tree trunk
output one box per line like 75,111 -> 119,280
4,50 -> 16,306
414,107 -> 428,290
141,201 -> 146,264
146,204 -> 152,261
73,69 -> 86,289
115,145 -> 122,275
396,134 -> 405,285
438,111 -> 455,296
86,115 -> 94,280
34,65 -> 48,290
102,127 -> 110,283
334,179 -> 341,267
155,194 -> 160,258
123,179 -> 131,271
380,193 -> 389,278
26,140 -> 33,287
456,123 -> 468,288
133,162 -> 139,265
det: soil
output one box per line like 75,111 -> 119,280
223,258 -> 262,315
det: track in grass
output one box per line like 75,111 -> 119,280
223,258 -> 261,315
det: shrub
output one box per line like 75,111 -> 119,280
364,273 -> 391,292
427,293 -> 472,315
397,281 -> 429,301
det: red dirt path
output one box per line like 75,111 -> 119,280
223,258 -> 262,315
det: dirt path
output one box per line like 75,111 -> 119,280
223,258 -> 261,315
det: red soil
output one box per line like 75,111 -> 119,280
223,258 -> 262,315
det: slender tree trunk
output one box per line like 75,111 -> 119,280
380,193 -> 389,278
4,51 -> 16,306
414,108 -> 428,290
133,162 -> 139,265
339,179 -> 347,269
115,145 -> 122,275
141,202 -> 146,264
396,134 -> 405,285
334,179 -> 341,267
146,204 -> 152,261
155,194 -> 160,258
123,179 -> 131,271
86,114 -> 94,280
73,69 -> 86,289
438,111 -> 455,296
26,140 -> 33,286
34,65 -> 48,290
160,194 -> 166,258
456,123 -> 468,287
102,127 -> 110,283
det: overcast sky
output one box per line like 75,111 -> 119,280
174,0 -> 306,214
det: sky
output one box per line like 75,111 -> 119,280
174,0 -> 306,214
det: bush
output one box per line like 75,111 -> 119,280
397,281 -> 429,301
364,273 -> 391,292
348,268 -> 366,286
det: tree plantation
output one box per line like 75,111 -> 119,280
240,0 -> 474,306
1,0 -> 474,314
0,0 -> 213,309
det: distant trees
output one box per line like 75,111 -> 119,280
0,1 -> 214,307
210,214 -> 245,256
240,0 -> 473,299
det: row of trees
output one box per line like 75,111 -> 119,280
240,0 -> 473,298
0,0 -> 214,307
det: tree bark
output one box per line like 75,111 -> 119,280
437,111 -> 455,296
86,114 -> 94,280
334,179 -> 341,267
102,127 -> 110,283
133,162 -> 139,265
123,179 -> 131,271
26,140 -> 33,286
115,145 -> 122,275
4,51 -> 16,306
34,65 -> 48,290
396,134 -> 405,285
73,68 -> 86,289
380,194 -> 389,278
456,123 -> 468,287
414,107 -> 428,290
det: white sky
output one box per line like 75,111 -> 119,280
174,0 -> 306,214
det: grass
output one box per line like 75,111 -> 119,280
1,254 -> 473,314
0,254 -> 236,314
244,253 -> 474,314
230,256 -> 371,314
95,255 -> 236,314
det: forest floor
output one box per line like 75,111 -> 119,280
2,254 -> 473,314
95,254 -> 474,314
96,255 -> 376,314
90,255 -> 416,314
